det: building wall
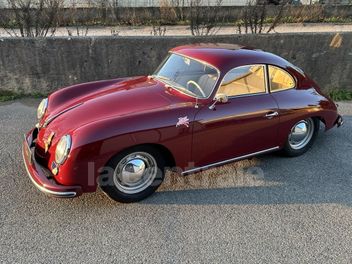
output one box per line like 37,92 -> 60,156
0,33 -> 351,94
2,4 -> 352,26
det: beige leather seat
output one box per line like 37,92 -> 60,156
218,67 -> 265,96
269,67 -> 295,91
198,74 -> 218,97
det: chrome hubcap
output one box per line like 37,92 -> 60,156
289,118 -> 314,150
113,152 -> 157,194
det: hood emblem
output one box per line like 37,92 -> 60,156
176,116 -> 190,128
44,132 -> 55,153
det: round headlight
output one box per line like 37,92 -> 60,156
37,98 -> 48,120
55,135 -> 72,165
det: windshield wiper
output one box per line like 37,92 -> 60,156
151,75 -> 170,81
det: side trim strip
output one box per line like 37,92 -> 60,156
181,146 -> 280,175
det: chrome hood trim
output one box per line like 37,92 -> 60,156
43,103 -> 83,128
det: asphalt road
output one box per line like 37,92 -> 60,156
1,99 -> 352,263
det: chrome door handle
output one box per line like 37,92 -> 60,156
265,111 -> 279,119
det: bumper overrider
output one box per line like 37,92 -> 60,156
335,115 -> 344,127
22,129 -> 82,198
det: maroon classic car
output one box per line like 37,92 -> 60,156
23,43 -> 343,202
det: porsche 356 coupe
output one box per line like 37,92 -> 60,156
23,43 -> 343,202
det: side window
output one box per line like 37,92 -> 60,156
268,65 -> 295,92
217,65 -> 266,97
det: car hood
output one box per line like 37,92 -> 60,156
41,76 -> 190,135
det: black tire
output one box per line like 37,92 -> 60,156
99,145 -> 166,203
282,117 -> 320,157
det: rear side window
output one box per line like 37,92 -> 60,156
268,66 -> 295,92
217,65 -> 266,97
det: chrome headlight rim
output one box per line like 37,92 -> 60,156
55,135 -> 72,165
37,98 -> 48,120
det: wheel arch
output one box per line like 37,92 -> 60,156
107,143 -> 176,169
311,113 -> 337,131
313,115 -> 326,126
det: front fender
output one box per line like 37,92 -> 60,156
62,103 -> 196,191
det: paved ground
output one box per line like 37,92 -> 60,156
1,23 -> 351,37
0,99 -> 351,263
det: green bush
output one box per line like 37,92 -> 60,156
328,89 -> 352,101
0,90 -> 46,102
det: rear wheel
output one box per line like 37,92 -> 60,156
282,117 -> 319,157
99,146 -> 166,203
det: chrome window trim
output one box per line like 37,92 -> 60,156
227,92 -> 268,99
270,87 -> 295,93
216,64 -> 269,100
182,146 -> 280,175
267,65 -> 297,93
154,51 -> 221,100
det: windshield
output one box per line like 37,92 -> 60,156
153,53 -> 219,98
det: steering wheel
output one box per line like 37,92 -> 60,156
187,80 -> 206,98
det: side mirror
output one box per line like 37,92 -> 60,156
214,93 -> 228,103
209,93 -> 228,110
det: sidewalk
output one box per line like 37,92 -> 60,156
1,23 -> 352,37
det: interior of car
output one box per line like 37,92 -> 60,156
217,65 -> 266,97
269,65 -> 295,91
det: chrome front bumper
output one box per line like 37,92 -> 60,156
22,130 -> 81,198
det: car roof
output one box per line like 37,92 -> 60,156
170,43 -> 293,74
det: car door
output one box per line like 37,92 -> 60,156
191,64 -> 280,168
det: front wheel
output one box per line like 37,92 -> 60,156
99,146 -> 166,203
282,117 -> 320,157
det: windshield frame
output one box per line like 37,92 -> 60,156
153,51 -> 221,100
